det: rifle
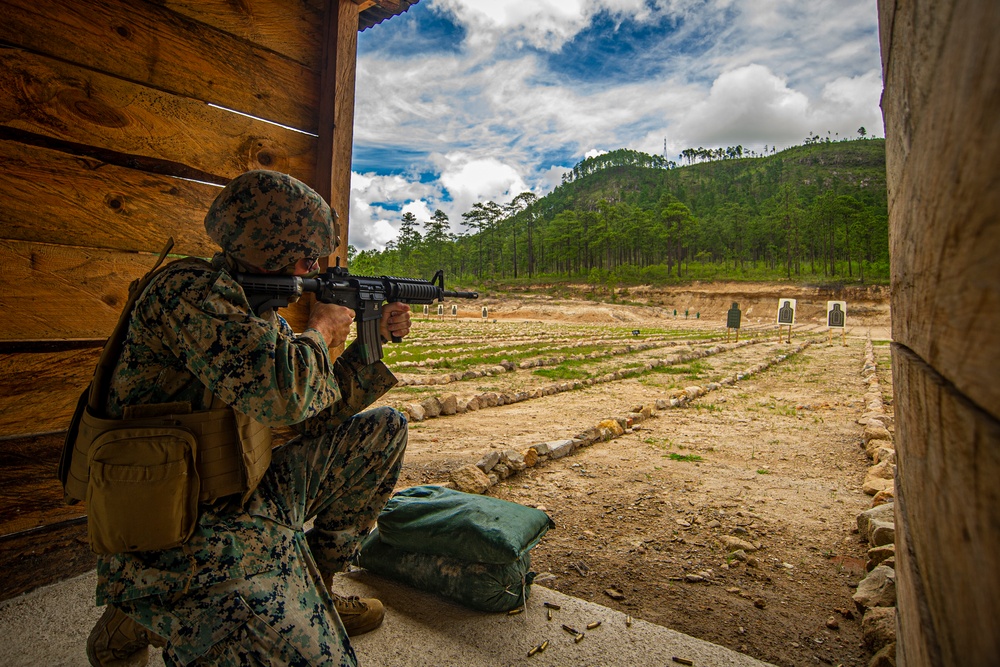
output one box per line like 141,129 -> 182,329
235,263 -> 478,365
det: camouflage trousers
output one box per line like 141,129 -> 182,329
120,406 -> 407,666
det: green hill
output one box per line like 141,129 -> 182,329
352,139 -> 889,286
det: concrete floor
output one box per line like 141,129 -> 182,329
0,569 -> 773,666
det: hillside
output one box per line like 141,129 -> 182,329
352,140 -> 889,287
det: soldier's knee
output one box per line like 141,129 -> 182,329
367,406 -> 407,441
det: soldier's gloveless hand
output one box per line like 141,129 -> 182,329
307,301 -> 355,349
380,302 -> 412,342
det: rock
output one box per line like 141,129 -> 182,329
420,396 -> 442,418
861,606 -> 897,652
405,403 -> 425,422
866,544 -> 895,572
598,419 -> 625,438
450,464 -> 491,494
522,448 -> 539,467
863,424 -> 892,445
574,427 -> 601,446
871,489 -> 895,506
476,451 -> 500,473
503,449 -> 526,471
604,587 -> 625,601
719,536 -> 757,552
548,439 -> 576,459
480,392 -> 499,407
868,460 -> 896,480
684,386 -> 703,400
873,447 -> 896,465
493,463 -> 511,479
868,642 -> 896,667
706,520 -> 722,529
684,574 -> 705,583
753,598 -> 766,609
857,503 -> 895,545
655,399 -> 669,410
863,476 -> 894,496
826,616 -> 840,630
866,438 -> 894,459
465,397 -> 480,411
439,393 -> 458,416
853,565 -> 897,610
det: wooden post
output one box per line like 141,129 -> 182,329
316,0 -> 360,270
879,0 -> 1000,664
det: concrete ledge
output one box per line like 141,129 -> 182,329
0,569 -> 773,667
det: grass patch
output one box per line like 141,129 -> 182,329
756,468 -> 771,474
532,366 -> 590,381
667,453 -> 703,462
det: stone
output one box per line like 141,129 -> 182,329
450,464 -> 491,494
405,403 -> 425,422
476,451 -> 500,473
598,419 -> 625,437
548,439 -> 576,459
503,449 -> 526,471
863,424 -> 892,444
857,502 -> 895,546
873,447 -> 896,465
420,396 -> 442,418
868,642 -> 896,667
466,397 -> 480,411
574,427 -> 601,446
719,536 -> 757,552
866,544 -> 895,572
871,489 -> 895,506
866,438 -> 894,459
522,448 -> 539,467
439,393 -> 458,416
493,462 -> 511,479
861,606 -> 896,652
853,565 -> 897,610
530,442 -> 551,457
655,399 -> 669,410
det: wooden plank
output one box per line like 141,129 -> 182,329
892,345 -> 1000,666
153,0 -> 323,70
0,48 -> 318,183
0,0 -> 320,132
877,0 -> 955,210
0,241 -> 153,341
0,348 -> 99,437
0,140 -> 220,257
0,519 -> 95,602
0,433 -> 84,533
885,0 -> 1000,418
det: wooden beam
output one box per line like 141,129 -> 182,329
0,0 -> 320,132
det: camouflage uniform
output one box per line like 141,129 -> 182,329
94,171 -> 406,666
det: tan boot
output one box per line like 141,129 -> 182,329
332,593 -> 385,636
86,605 -> 165,667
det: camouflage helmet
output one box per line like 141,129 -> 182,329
204,170 -> 339,272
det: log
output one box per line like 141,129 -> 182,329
0,48 -> 317,183
0,241 -> 155,340
0,348 -> 99,437
0,140 -> 218,257
0,0 -> 319,132
881,0 -> 1000,418
891,345 -> 1000,666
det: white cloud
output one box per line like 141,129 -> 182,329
348,0 -> 884,249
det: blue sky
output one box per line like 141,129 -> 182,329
348,0 -> 884,250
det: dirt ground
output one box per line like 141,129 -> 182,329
380,281 -> 892,667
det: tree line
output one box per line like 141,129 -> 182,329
350,139 -> 889,286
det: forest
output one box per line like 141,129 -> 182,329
349,138 -> 889,287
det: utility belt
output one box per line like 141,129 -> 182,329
58,239 -> 273,555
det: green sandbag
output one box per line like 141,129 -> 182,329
357,528 -> 534,613
376,485 -> 554,564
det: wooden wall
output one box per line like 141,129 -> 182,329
878,1 -> 1000,664
0,0 -> 378,586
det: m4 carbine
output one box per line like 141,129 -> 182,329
235,264 -> 478,365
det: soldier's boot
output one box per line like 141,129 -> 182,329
86,605 -> 166,667
332,593 -> 385,637
322,571 -> 385,636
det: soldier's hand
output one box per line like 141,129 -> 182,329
308,301 -> 354,349
380,302 -> 412,342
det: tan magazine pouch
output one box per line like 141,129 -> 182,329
86,426 -> 199,554
57,239 -> 274,553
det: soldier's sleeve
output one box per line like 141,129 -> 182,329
138,264 -> 346,426
291,338 -> 398,437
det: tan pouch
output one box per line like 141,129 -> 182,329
86,427 -> 200,554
